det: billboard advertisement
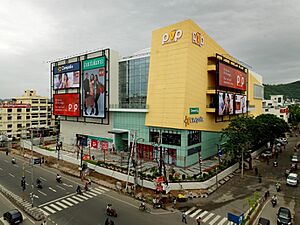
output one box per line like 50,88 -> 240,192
218,92 -> 234,116
235,95 -> 247,114
218,62 -> 247,91
82,56 -> 106,118
53,62 -> 80,90
53,93 -> 80,117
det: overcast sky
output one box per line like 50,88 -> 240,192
0,0 -> 299,98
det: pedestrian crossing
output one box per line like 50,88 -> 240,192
39,186 -> 108,216
184,207 -> 235,225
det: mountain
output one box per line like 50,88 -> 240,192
263,81 -> 300,100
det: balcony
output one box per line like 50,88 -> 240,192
206,104 -> 216,113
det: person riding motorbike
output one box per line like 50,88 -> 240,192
56,174 -> 62,183
271,194 -> 277,207
36,178 -> 42,188
76,185 -> 82,195
139,202 -> 146,211
276,182 -> 281,192
84,182 -> 89,191
106,204 -> 112,212
11,157 -> 16,164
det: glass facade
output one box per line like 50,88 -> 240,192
119,56 -> 150,108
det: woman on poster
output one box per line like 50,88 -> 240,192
94,74 -> 105,116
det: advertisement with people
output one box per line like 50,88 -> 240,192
218,62 -> 247,91
53,93 -> 80,117
218,92 -> 234,116
53,62 -> 80,90
235,95 -> 247,114
82,56 -> 106,118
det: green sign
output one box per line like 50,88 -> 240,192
189,108 -> 199,115
83,56 -> 106,70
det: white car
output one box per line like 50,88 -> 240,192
286,173 -> 298,186
291,155 -> 299,163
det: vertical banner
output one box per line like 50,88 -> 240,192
82,56 -> 106,118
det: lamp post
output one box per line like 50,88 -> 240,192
30,129 -> 34,207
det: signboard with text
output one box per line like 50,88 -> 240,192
53,93 -> 80,117
218,62 -> 247,91
53,62 -> 80,90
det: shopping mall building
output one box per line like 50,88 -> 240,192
52,19 -> 263,168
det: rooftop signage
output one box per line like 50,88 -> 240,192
0,103 -> 31,108
53,62 -> 80,75
184,115 -> 204,127
162,29 -> 183,45
192,32 -> 204,47
83,56 -> 106,70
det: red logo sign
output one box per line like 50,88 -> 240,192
219,62 -> 247,91
101,141 -> 108,151
90,139 -> 98,148
53,93 -> 80,117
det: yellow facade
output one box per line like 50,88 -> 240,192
146,19 -> 262,131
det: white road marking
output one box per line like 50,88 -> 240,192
33,194 -> 39,199
76,194 -> 88,200
203,213 -> 214,223
72,195 -> 84,202
83,193 -> 94,198
40,209 -> 50,216
25,183 -> 29,186
0,167 -> 3,170
218,218 -> 228,225
67,197 -> 79,204
38,190 -> 47,196
56,185 -> 66,191
197,211 -> 208,219
8,173 -> 15,177
50,204 -> 62,211
209,215 -> 221,225
62,183 -> 73,188
39,192 -> 76,207
91,189 -> 104,195
40,177 -> 47,181
97,186 -> 109,192
25,170 -> 31,174
190,208 -> 202,218
61,199 -> 73,207
185,206 -> 196,215
13,164 -> 19,167
86,192 -> 97,197
49,187 -> 57,192
55,202 -> 68,209
44,206 -> 56,214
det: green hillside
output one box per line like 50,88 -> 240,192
263,80 -> 300,100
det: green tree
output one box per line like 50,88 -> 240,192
288,105 -> 300,132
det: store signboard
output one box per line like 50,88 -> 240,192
53,62 -> 80,90
162,29 -> 183,45
189,107 -> 199,115
53,93 -> 80,117
192,32 -> 204,47
82,56 -> 106,118
219,62 -> 247,91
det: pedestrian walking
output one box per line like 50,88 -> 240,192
182,212 -> 187,223
254,167 -> 258,176
196,217 -> 202,225
173,198 -> 177,208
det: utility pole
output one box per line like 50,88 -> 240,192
30,129 -> 34,207
125,131 -> 135,192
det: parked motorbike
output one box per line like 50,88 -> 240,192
153,202 -> 163,209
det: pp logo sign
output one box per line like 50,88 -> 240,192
68,103 -> 78,112
162,29 -> 183,45
192,32 -> 204,47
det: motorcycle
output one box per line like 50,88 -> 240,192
139,203 -> 147,211
56,177 -> 62,183
271,198 -> 277,207
273,161 -> 278,167
11,158 -> 16,164
276,184 -> 281,192
37,183 -> 43,189
106,208 -> 117,217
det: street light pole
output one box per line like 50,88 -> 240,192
30,129 -> 34,207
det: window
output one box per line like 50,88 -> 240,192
188,146 -> 201,156
188,131 -> 201,146
17,116 -> 22,120
7,124 -> 12,128
40,99 -> 47,104
17,124 -> 22,128
162,132 -> 181,146
7,116 -> 12,120
278,97 -> 282,103
17,108 -> 22,112
26,123 -> 30,127
265,109 -> 269,112
40,106 -> 47,111
32,121 -> 38,125
32,99 -> 39,104
7,108 -> 12,113
253,84 -> 264,99
149,131 -> 160,143
280,115 -> 284,118
26,108 -> 30,112
32,106 -> 39,111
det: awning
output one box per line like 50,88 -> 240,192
108,130 -> 128,134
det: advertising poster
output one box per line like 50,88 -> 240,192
53,93 -> 80,117
53,62 -> 80,90
82,56 -> 106,118
218,92 -> 234,116
219,62 -> 247,91
235,95 -> 247,114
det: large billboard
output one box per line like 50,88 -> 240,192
218,92 -> 234,116
218,62 -> 247,91
235,94 -> 247,114
53,62 -> 80,90
82,56 -> 106,118
53,93 -> 80,117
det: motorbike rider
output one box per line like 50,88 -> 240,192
140,202 -> 146,210
36,178 -> 42,186
271,194 -> 278,204
56,174 -> 61,182
276,182 -> 281,191
11,157 -> 16,164
84,182 -> 89,191
106,204 -> 112,213
76,185 -> 82,194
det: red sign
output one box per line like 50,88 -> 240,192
101,141 -> 108,151
53,93 -> 80,117
0,103 -> 31,108
219,62 -> 247,91
90,139 -> 98,148
280,108 -> 289,114
82,154 -> 90,160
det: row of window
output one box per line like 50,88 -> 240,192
3,107 -> 50,113
5,120 -> 49,128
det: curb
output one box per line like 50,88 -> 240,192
0,184 -> 45,221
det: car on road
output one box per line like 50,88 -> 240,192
261,149 -> 272,158
286,173 -> 298,186
291,155 -> 298,163
3,209 -> 23,224
277,207 -> 292,225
